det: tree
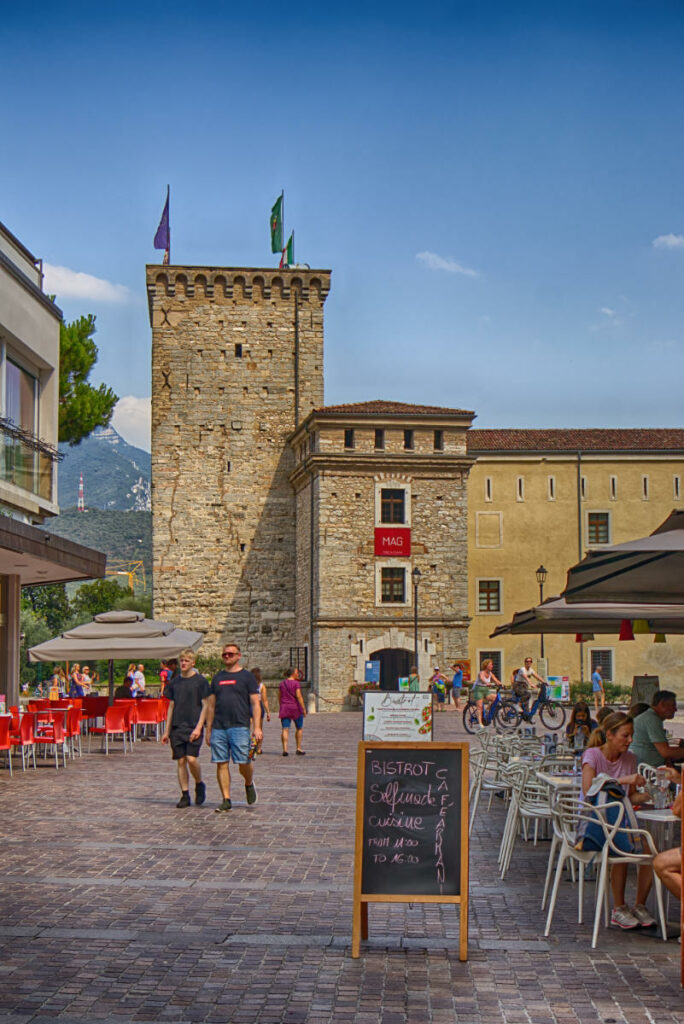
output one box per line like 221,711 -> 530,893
59,314 -> 118,446
21,583 -> 71,634
70,578 -> 132,622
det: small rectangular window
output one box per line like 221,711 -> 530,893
309,432 -> 316,452
674,475 -> 681,501
381,488 -> 405,524
478,580 -> 501,613
587,511 -> 610,545
381,567 -> 406,603
235,343 -> 242,358
516,476 -> 525,501
610,476 -> 617,500
478,651 -> 502,679
591,649 -> 613,682
344,428 -> 354,449
548,476 -> 556,501
581,476 -> 587,499
484,477 -> 493,502
374,428 -> 385,450
642,475 -> 649,500
403,429 -> 414,450
433,429 -> 444,451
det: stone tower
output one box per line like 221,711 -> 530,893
146,265 -> 331,672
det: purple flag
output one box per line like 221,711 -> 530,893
154,187 -> 170,253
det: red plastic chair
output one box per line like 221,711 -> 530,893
82,696 -> 109,733
0,717 -> 13,776
113,699 -> 139,743
33,715 -> 67,769
88,705 -> 130,754
133,699 -> 163,740
66,706 -> 83,757
10,714 -> 36,770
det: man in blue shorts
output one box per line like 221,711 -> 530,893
206,643 -> 262,813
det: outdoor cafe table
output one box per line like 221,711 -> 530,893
536,769 -> 581,791
635,805 -> 681,926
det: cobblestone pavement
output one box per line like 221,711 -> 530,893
0,709 -> 682,1023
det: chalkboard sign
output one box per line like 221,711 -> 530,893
352,741 -> 469,959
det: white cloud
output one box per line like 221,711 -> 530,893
600,307 -> 616,317
43,263 -> 132,302
111,396 -> 151,451
652,233 -> 684,249
416,251 -> 480,277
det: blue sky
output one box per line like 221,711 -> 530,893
4,1 -> 684,450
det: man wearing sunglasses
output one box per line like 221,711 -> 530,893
206,643 -> 262,812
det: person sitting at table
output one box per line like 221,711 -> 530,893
595,705 -> 614,727
628,702 -> 650,720
582,711 -> 653,930
630,690 -> 684,768
114,675 -> 135,701
653,767 -> 682,943
565,701 -> 596,748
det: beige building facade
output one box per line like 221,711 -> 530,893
467,429 -> 684,693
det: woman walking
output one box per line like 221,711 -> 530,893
279,667 -> 307,756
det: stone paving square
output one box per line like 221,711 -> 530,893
0,710 -> 681,1023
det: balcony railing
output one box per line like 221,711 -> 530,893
0,418 -> 62,503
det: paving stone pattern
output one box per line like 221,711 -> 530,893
0,712 -> 682,1023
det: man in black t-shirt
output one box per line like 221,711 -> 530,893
206,642 -> 262,812
162,648 -> 211,808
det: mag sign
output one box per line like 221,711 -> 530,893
352,741 -> 469,960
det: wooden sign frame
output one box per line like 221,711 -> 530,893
351,740 -> 469,960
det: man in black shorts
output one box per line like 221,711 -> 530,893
206,642 -> 262,813
162,648 -> 210,808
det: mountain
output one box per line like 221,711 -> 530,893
45,508 -> 152,590
58,426 -> 151,511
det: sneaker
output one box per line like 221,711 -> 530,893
214,798 -> 232,813
611,905 -> 640,930
245,783 -> 258,806
176,792 -> 191,808
195,781 -> 206,806
632,904 -> 656,927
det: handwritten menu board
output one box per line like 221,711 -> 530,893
352,741 -> 469,960
363,692 -> 433,742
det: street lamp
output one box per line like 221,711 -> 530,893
412,567 -> 422,673
536,564 -> 548,659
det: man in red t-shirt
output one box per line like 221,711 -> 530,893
206,643 -> 262,813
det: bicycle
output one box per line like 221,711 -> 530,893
511,686 -> 567,730
462,687 -> 519,735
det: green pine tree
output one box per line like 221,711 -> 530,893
59,314 -> 118,446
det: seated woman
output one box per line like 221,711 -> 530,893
565,701 -> 596,749
582,711 -> 652,930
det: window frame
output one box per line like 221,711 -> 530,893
477,578 -> 502,614
374,428 -> 385,451
403,429 -> 414,451
433,429 -> 444,452
586,510 -> 611,547
380,487 -> 406,525
375,480 -> 411,527
477,650 -> 503,680
344,428 -> 355,450
590,648 -> 613,683
375,561 -> 410,607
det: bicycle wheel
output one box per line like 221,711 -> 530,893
539,702 -> 566,730
495,701 -> 520,732
462,702 -> 481,735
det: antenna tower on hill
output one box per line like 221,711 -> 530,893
77,472 -> 85,512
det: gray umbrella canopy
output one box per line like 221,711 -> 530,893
490,596 -> 684,639
28,610 -> 204,663
563,510 -> 684,604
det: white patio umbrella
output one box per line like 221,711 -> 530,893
28,610 -> 204,696
563,510 -> 684,605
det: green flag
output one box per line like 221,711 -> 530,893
280,232 -> 294,268
270,193 -> 283,253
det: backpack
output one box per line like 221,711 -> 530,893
575,774 -> 638,854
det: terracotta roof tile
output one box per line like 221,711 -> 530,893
467,428 -> 684,452
315,400 -> 474,417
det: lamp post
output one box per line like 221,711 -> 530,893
412,567 -> 422,674
536,564 -> 548,659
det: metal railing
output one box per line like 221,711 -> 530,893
0,418 -> 61,502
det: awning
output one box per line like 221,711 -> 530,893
490,595 -> 684,638
0,515 -> 105,585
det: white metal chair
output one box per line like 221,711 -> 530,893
543,793 -> 600,930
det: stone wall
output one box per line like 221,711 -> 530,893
148,266 -> 330,672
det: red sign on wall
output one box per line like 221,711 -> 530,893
374,527 -> 411,557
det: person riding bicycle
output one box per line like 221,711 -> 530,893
473,659 -> 501,726
511,657 -> 546,713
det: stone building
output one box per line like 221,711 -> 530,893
290,401 -> 474,705
147,264 -> 474,703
